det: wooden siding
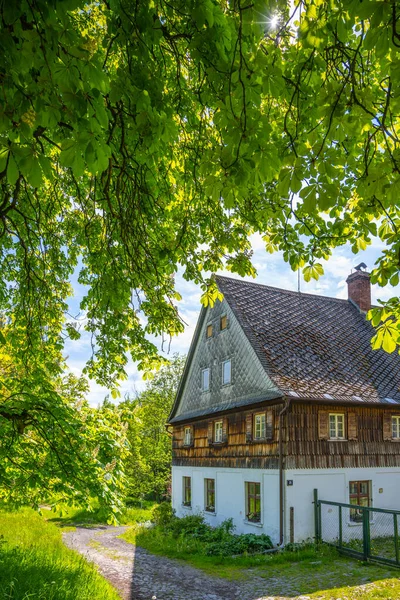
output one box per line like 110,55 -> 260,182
172,404 -> 281,469
172,402 -> 400,470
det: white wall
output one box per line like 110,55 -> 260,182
284,467 -> 400,543
172,466 -> 280,543
172,466 -> 400,545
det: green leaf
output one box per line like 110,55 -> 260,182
7,154 -> 19,185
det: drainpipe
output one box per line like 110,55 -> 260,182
278,397 -> 291,545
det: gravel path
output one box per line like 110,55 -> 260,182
62,526 -> 290,600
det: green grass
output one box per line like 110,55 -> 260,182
47,500 -> 157,527
0,508 -> 121,600
122,524 -> 400,598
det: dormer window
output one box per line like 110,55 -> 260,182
206,324 -> 213,338
201,368 -> 210,392
329,413 -> 345,440
222,359 -> 231,385
220,315 -> 227,331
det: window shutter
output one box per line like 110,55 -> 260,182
266,409 -> 274,440
222,417 -> 228,443
246,413 -> 253,442
347,412 -> 358,440
383,413 -> 392,441
318,411 -> 329,440
207,421 -> 213,445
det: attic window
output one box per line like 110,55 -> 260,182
206,324 -> 213,338
201,368 -> 210,392
329,413 -> 345,440
392,416 -> 400,439
222,359 -> 231,385
220,315 -> 227,331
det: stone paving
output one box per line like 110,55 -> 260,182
62,525 -> 292,600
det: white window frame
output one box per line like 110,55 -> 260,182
254,413 -> 266,440
184,426 -> 192,446
329,413 -> 345,440
214,420 -> 223,443
182,476 -> 191,507
245,481 -> 262,525
204,478 -> 216,513
221,359 -> 231,385
201,367 -> 210,392
392,416 -> 400,439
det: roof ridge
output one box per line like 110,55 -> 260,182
215,274 -> 351,305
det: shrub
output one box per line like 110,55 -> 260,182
151,501 -> 175,527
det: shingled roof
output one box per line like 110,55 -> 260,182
215,275 -> 400,405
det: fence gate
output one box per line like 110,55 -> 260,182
314,489 -> 400,567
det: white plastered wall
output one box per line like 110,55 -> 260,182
284,467 -> 400,543
172,466 -> 280,543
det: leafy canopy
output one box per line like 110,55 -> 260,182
1,0 -> 400,392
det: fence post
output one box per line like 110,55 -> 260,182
338,505 -> 342,549
313,489 -> 320,543
394,513 -> 399,565
362,508 -> 370,562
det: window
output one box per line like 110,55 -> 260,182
329,413 -> 345,440
184,426 -> 192,446
201,368 -> 210,391
220,315 -> 227,330
183,476 -> 191,507
214,420 -> 223,443
254,413 -> 266,440
222,359 -> 231,385
392,416 -> 400,439
206,324 -> 213,338
245,482 -> 261,523
349,480 -> 371,522
205,478 -> 215,512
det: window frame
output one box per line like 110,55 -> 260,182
392,415 -> 400,439
206,324 -> 213,339
245,481 -> 261,523
220,315 -> 227,331
205,478 -> 215,513
349,480 -> 371,523
329,413 -> 345,440
221,358 -> 232,386
201,367 -> 210,392
183,426 -> 192,447
182,476 -> 192,507
254,413 -> 266,440
214,420 -> 223,443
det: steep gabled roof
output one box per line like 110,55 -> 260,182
216,275 -> 400,405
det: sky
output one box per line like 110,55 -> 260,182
63,234 -> 400,407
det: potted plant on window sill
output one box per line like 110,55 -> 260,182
246,512 -> 261,523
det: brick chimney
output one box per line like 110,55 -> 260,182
346,265 -> 371,313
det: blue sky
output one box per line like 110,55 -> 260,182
64,234 -> 400,406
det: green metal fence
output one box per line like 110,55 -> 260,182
314,489 -> 400,567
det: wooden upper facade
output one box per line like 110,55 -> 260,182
172,401 -> 400,470
169,274 -> 400,471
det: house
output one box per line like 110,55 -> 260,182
168,268 -> 400,544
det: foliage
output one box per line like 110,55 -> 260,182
0,332 -> 128,517
117,355 -> 185,502
0,507 -> 120,600
1,0 -> 400,505
137,508 -> 274,557
49,500 -> 157,526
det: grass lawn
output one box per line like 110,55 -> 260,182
47,499 -> 157,527
122,523 -> 400,599
0,508 -> 121,600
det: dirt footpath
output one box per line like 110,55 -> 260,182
62,525 -> 289,600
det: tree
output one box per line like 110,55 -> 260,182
118,354 -> 185,502
0,1 -> 400,495
0,328 -> 128,519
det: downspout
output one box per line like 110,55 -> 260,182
278,397 -> 291,545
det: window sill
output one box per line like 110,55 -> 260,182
244,520 -> 263,528
205,510 -> 216,516
208,441 -> 227,448
347,520 -> 375,527
183,443 -> 194,449
328,438 -> 347,442
182,504 -> 192,510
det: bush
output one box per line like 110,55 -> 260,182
151,501 -> 175,527
148,506 -> 273,556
